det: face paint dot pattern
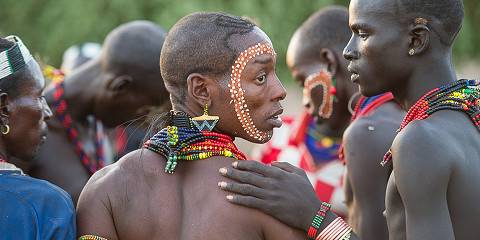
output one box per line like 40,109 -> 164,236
229,42 -> 276,141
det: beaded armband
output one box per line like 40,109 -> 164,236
78,235 -> 108,240
307,202 -> 331,240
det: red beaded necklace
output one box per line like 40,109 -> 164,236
338,93 -> 395,164
382,79 -> 480,166
46,67 -> 106,175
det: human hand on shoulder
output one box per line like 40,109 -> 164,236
218,160 -> 321,231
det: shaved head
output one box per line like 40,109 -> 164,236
102,20 -> 167,93
288,6 -> 350,65
160,12 -> 256,105
394,0 -> 464,45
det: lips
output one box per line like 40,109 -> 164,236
267,108 -> 284,128
347,64 -> 360,83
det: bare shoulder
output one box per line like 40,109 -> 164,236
390,116 -> 457,194
344,101 -> 403,166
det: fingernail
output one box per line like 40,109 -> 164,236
218,181 -> 227,188
232,161 -> 238,168
226,195 -> 234,200
219,167 -> 227,175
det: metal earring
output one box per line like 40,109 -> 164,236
191,103 -> 219,131
409,49 -> 415,56
1,124 -> 10,135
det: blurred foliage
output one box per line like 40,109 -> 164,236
0,0 -> 478,84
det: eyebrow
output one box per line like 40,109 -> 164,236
253,56 -> 273,64
350,23 -> 372,31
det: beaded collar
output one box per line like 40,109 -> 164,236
144,111 -> 246,174
382,79 -> 480,166
46,68 -> 106,175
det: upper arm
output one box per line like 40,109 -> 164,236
76,166 -> 119,240
343,118 -> 393,211
392,122 -> 455,239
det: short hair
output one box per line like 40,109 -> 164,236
160,12 -> 256,105
0,37 -> 35,98
396,0 -> 464,45
102,21 -> 169,102
292,6 -> 350,61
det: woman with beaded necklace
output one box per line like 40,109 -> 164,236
77,12 -> 306,240
0,36 -> 76,239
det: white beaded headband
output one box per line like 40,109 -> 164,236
0,35 -> 33,80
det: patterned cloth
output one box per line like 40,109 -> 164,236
0,162 -> 76,240
252,112 -> 347,215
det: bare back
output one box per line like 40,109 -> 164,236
77,149 -> 305,240
386,110 -> 480,240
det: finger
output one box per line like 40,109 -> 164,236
218,181 -> 266,199
272,162 -> 308,177
226,194 -> 270,211
232,160 -> 280,177
219,167 -> 268,187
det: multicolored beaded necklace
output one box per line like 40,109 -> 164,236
46,67 -> 106,175
382,79 -> 480,166
144,111 -> 247,174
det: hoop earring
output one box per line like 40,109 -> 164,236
191,103 -> 219,131
348,91 -> 362,115
1,124 -> 10,135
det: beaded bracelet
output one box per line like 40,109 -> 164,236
316,217 -> 352,240
78,235 -> 108,240
307,202 -> 332,240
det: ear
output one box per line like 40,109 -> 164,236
107,75 -> 133,94
186,73 -> 215,108
319,48 -> 339,76
408,24 -> 430,56
0,92 -> 10,117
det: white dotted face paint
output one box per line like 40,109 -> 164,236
303,71 -> 335,119
228,42 -> 276,142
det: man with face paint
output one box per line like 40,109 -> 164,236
227,6 -> 403,239
252,6 -> 355,217
251,6 -> 405,239
216,0 -> 480,239
76,12 -> 306,240
30,21 -> 169,205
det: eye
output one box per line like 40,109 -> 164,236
358,31 -> 369,40
255,74 -> 267,84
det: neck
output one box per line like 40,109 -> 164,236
393,55 -> 457,110
47,64 -> 100,126
321,74 -> 358,138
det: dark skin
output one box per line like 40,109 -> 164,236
0,60 -> 52,162
77,26 -> 305,239
286,28 -> 356,138
344,0 -> 479,238
221,0 -> 477,239
343,102 -> 404,239
222,7 -> 404,240
30,21 -> 169,204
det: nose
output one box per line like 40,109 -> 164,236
41,98 -> 53,120
272,74 -> 287,102
343,34 -> 359,61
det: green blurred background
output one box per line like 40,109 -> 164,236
0,0 -> 478,85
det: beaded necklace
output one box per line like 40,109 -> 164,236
47,68 -> 105,175
382,79 -> 480,166
144,111 -> 246,174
